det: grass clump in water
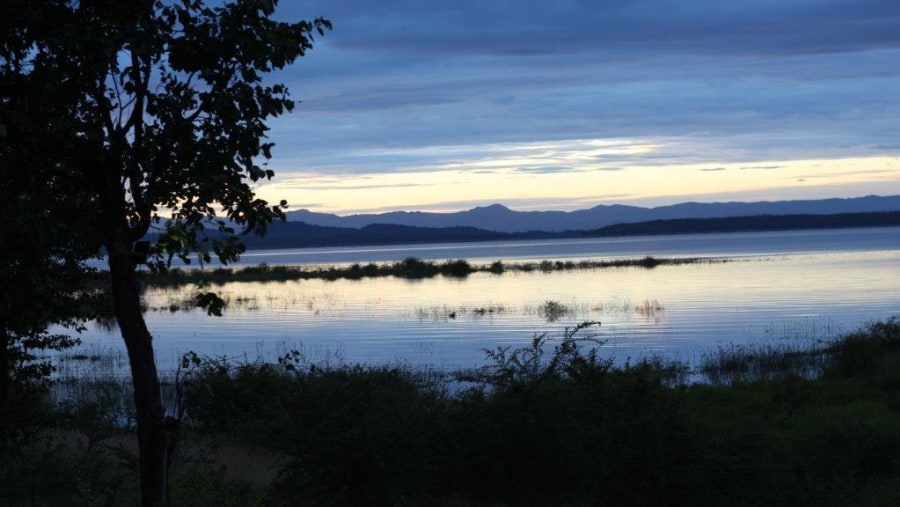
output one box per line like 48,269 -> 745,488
538,300 -> 570,322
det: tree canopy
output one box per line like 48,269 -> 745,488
1,0 -> 104,434
1,1 -> 330,504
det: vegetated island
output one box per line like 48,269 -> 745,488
135,256 -> 724,287
239,210 -> 900,249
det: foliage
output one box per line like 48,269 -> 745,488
182,353 -> 443,507
2,0 -> 330,503
457,321 -> 609,390
4,319 -> 900,505
0,3 -> 106,431
700,343 -> 826,384
824,317 -> 900,378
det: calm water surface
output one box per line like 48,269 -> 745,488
73,227 -> 900,370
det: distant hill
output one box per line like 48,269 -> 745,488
239,222 -> 513,249
583,211 -> 900,237
238,211 -> 900,249
285,195 -> 900,233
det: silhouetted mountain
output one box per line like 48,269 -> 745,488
236,211 -> 900,250
285,195 -> 900,233
584,211 -> 900,237
239,222 -> 513,249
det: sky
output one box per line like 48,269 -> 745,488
251,0 -> 900,215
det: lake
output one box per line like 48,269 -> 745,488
70,226 -> 900,372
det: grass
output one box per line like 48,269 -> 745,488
4,318 -> 900,506
699,343 -> 826,384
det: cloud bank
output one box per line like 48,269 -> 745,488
253,0 -> 900,212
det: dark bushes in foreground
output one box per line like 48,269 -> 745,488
176,318 -> 900,506
3,318 -> 900,506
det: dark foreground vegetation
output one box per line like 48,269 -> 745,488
129,256 -> 722,288
3,318 -> 900,506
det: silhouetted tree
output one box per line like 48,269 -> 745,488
0,1 -> 103,435
0,1 -> 329,504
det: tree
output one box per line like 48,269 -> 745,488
1,1 -> 330,504
0,1 -> 103,436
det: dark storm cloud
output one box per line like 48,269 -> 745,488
286,0 -> 900,58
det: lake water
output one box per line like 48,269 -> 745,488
71,227 -> 900,372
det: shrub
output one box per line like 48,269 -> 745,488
393,257 -> 439,278
825,317 -> 900,378
440,259 -> 473,277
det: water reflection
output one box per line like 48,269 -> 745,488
71,247 -> 900,370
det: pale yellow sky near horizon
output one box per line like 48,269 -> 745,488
255,154 -> 900,215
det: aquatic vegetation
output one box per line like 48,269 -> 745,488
441,258 -> 473,278
120,255 -> 726,287
634,298 -> 665,316
471,304 -> 506,317
700,343 -> 825,384
538,300 -> 570,322
414,304 -> 508,321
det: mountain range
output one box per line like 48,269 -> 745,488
238,210 -> 900,250
285,195 -> 900,233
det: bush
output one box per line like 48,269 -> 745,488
825,318 -> 900,378
392,257 -> 439,279
440,259 -> 473,277
29,318 -> 899,507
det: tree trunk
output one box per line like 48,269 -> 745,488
0,325 -> 9,413
108,248 -> 168,506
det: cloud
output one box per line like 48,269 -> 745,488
273,0 -> 900,152
701,167 -> 727,172
740,165 -> 782,170
515,166 -> 573,174
301,182 -> 428,191
869,143 -> 900,151
282,202 -> 323,210
285,1 -> 900,59
258,1 -> 900,212
796,169 -> 897,179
